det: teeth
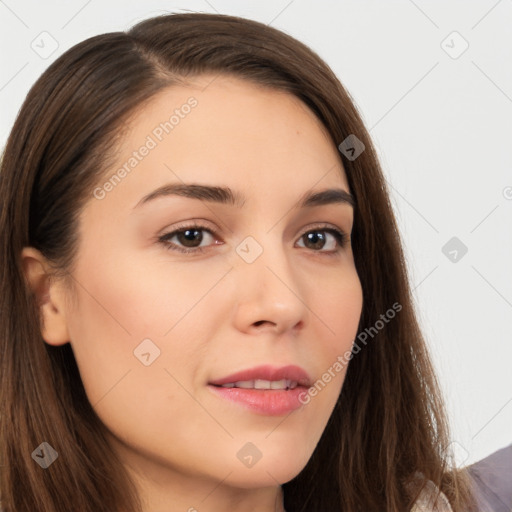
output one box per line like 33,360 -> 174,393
220,379 -> 298,390
270,379 -> 286,389
236,380 -> 254,389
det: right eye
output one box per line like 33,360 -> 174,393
158,223 -> 223,254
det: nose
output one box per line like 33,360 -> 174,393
231,236 -> 309,336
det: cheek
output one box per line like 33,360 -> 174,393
305,268 -> 363,401
70,252 -> 228,336
309,265 -> 363,352
65,255 -> 228,401
64,264 -> 215,454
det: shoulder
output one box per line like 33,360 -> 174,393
410,479 -> 453,512
465,443 -> 512,511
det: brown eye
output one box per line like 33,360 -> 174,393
175,228 -> 204,248
159,224 -> 218,254
296,228 -> 348,254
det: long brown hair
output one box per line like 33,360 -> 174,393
0,12 -> 477,512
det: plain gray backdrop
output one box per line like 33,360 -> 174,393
1,0 -> 511,467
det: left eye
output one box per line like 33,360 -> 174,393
296,229 -> 345,252
158,224 -> 347,255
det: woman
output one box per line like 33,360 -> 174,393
0,12 -> 477,512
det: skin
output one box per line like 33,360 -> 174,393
22,75 -> 363,512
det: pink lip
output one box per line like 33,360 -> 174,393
208,364 -> 312,416
208,364 -> 312,387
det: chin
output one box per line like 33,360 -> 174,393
221,466 -> 305,489
217,447 -> 312,489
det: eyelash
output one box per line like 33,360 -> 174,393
157,222 -> 349,257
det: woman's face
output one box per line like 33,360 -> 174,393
32,76 -> 363,502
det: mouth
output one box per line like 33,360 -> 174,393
208,364 -> 312,388
207,364 -> 312,416
213,379 -> 299,390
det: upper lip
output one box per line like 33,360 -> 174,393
209,364 -> 312,387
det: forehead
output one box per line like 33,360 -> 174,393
124,75 -> 342,158
90,75 -> 350,217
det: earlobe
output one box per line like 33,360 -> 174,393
21,247 -> 71,346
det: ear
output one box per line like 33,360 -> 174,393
21,246 -> 71,346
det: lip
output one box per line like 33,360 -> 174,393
208,364 -> 312,416
208,364 -> 312,387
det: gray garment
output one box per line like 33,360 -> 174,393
465,443 -> 512,512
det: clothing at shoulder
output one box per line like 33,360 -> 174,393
410,443 -> 512,512
410,479 -> 454,512
465,443 -> 512,512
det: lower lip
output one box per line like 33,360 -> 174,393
207,384 -> 309,416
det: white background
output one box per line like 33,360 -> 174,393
1,0 -> 510,466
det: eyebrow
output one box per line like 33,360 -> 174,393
132,183 -> 355,210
